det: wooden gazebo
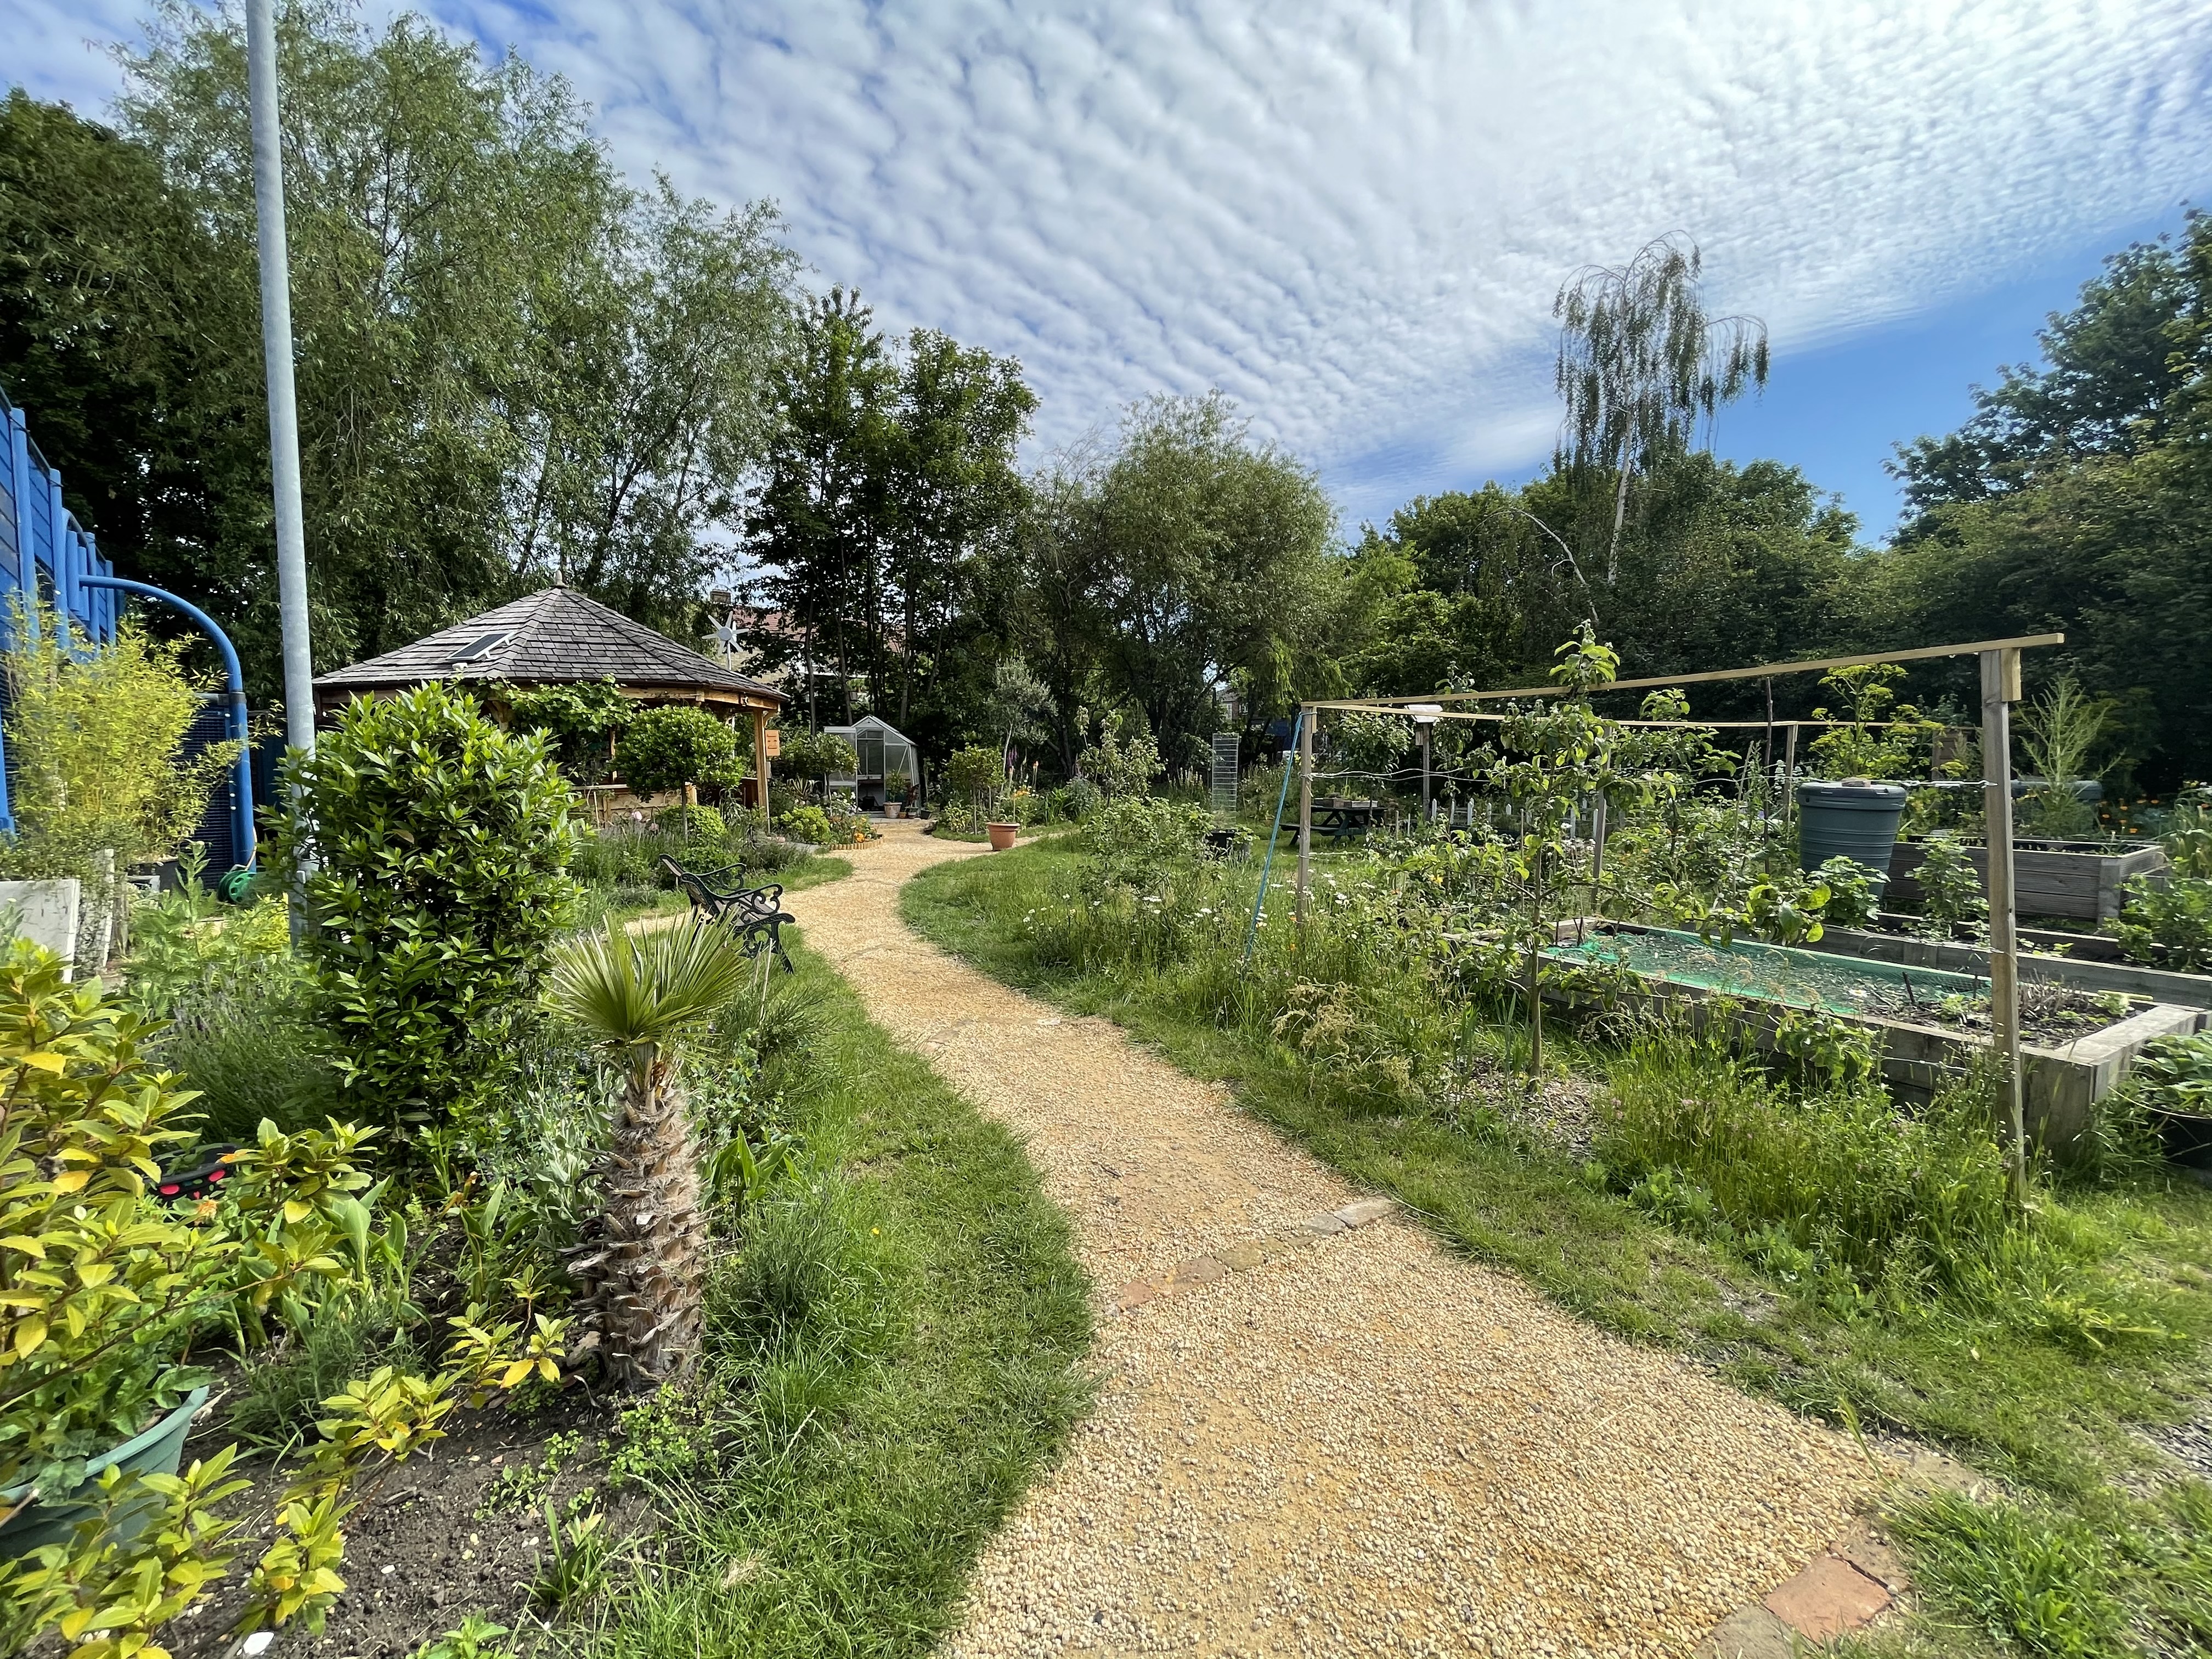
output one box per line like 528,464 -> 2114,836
312,586 -> 785,808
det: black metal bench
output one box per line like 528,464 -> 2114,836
657,857 -> 796,972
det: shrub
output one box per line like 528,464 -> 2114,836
616,706 -> 743,798
0,608 -> 238,878
654,803 -> 728,840
1915,832 -> 1989,938
2114,875 -> 2212,972
1077,708 -> 1163,802
775,729 -> 857,787
273,683 -> 579,1144
1811,857 -> 1883,929
0,938 -> 420,1654
1805,663 -> 1939,781
778,804 -> 835,845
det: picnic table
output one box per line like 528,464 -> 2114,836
1310,801 -> 1383,843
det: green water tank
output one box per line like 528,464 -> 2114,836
1797,780 -> 1907,890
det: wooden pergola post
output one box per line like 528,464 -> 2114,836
752,706 -> 771,833
1294,707 -> 1314,933
1980,647 -> 2029,1203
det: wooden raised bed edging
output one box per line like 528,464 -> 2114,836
1887,837 -> 2168,923
1543,923 -> 2207,1153
1808,924 -> 2212,1012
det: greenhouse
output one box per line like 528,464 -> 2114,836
823,714 -> 924,812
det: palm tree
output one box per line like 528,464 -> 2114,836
544,921 -> 748,1384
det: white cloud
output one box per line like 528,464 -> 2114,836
10,0 -> 2212,524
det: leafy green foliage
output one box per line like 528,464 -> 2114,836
416,1612 -> 519,1659
0,610 -> 238,878
1553,234 -> 1769,577
744,290 -> 1036,751
1804,663 -> 1940,781
531,1496 -> 612,1609
940,744 -> 1004,818
2113,874 -> 2212,972
774,730 -> 857,785
1811,857 -> 1884,929
273,682 -> 580,1143
1914,832 -> 1990,938
1018,393 -> 1336,771
2126,1032 -> 2212,1116
1076,707 -> 1166,803
616,706 -> 743,798
503,680 -> 633,783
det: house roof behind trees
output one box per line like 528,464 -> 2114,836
313,586 -> 785,712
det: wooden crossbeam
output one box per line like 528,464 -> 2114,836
1329,633 -> 2066,708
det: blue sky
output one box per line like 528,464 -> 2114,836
10,0 -> 2212,546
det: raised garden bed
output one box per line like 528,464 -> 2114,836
1806,922 -> 2212,1011
1886,836 -> 2168,922
1548,922 -> 2205,1149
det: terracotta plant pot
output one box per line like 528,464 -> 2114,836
986,822 -> 1019,851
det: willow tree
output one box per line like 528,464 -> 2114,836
1554,235 -> 1769,580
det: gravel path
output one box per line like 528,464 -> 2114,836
782,825 -> 1881,1658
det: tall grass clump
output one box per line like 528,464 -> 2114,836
1888,1482 -> 2212,1659
1600,1031 -> 2022,1298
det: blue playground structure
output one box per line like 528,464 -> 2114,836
0,384 -> 256,872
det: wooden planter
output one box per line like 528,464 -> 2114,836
1808,924 -> 2212,1011
1887,837 -> 2169,922
1548,923 -> 2204,1152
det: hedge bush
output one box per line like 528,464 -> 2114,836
274,682 -> 579,1143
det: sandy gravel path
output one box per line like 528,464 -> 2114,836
782,825 -> 1879,1658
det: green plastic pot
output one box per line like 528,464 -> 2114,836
0,1385 -> 210,1559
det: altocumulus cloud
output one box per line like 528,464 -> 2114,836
13,0 -> 2212,520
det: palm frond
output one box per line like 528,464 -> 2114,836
545,920 -> 750,1051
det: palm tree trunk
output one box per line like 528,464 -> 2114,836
589,1056 -> 708,1385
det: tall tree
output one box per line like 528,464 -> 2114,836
1,4 -> 796,695
883,329 -> 1035,726
0,90 -> 265,653
742,289 -> 895,726
1870,211 -> 2212,786
742,300 -> 1032,741
1017,393 -> 1336,771
1554,234 -> 1769,580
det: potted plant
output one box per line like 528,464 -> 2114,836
943,746 -> 1018,848
884,768 -> 909,819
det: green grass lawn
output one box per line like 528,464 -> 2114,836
580,919 -> 1091,1659
902,837 -> 2212,1659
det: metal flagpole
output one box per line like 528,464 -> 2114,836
246,0 -> 314,761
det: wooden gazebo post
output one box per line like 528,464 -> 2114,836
1980,646 -> 2029,1204
751,706 -> 771,833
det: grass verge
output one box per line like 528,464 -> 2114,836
577,920 -> 1091,1659
904,837 -> 2212,1659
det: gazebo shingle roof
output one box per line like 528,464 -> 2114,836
313,586 -> 782,706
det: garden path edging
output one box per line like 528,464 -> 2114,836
783,824 -> 1895,1658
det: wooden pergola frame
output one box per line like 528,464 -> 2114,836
1287,631 -> 2066,1200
